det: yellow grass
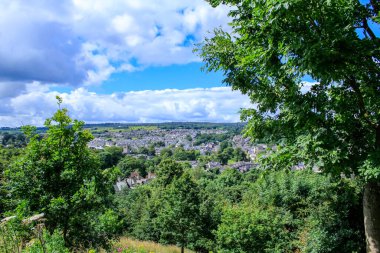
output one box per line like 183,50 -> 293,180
113,237 -> 195,253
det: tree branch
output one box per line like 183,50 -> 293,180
347,76 -> 377,128
370,0 -> 380,15
363,18 -> 377,40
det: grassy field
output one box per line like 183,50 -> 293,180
112,237 -> 195,253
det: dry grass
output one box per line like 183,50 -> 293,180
113,237 -> 195,253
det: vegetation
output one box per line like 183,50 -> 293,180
0,100 -> 367,252
1,0 -> 377,248
197,0 -> 380,250
3,98 -> 120,250
113,237 -> 194,253
116,164 -> 364,252
1,132 -> 26,147
213,141 -> 248,165
98,146 -> 124,169
117,156 -> 149,178
193,133 -> 230,146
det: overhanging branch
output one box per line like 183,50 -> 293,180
363,18 -> 377,40
347,76 -> 377,128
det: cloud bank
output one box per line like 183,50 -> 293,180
0,0 -> 230,86
0,86 -> 251,127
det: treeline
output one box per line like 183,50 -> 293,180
1,132 -> 27,147
84,122 -> 245,131
117,161 -> 365,252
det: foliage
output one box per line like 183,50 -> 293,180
5,98 -> 119,249
172,147 -> 200,161
116,186 -> 157,241
24,229 -> 69,253
98,146 -> 124,169
117,166 -> 364,253
197,1 -> 379,248
214,142 -> 248,165
193,133 -> 230,146
0,146 -> 24,216
155,159 -> 185,187
113,237 -> 195,253
136,145 -> 156,156
117,156 -> 148,178
196,0 -> 380,178
0,211 -> 70,253
0,216 -> 29,253
156,172 -> 201,251
216,170 -> 364,253
116,159 -> 211,252
1,132 -> 26,147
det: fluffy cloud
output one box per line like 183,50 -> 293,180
0,0 -> 230,86
0,87 -> 251,127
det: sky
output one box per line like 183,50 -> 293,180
1,1 -> 378,127
0,0 -> 252,127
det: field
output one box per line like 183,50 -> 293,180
88,125 -> 159,134
112,237 -> 195,253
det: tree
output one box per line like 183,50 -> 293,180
98,146 -> 124,169
117,156 -> 147,178
197,0 -> 380,251
233,147 -> 248,162
216,170 -> 364,252
157,172 -> 201,253
0,146 -> 24,216
5,97 -> 118,249
156,159 -> 184,187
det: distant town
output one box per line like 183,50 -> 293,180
0,122 -> 274,190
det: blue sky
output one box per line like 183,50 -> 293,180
0,0 -> 378,127
0,0 -> 247,127
87,63 -> 225,93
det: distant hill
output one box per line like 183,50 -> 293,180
0,122 -> 246,134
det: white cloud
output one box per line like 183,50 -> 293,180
300,81 -> 318,94
0,87 -> 250,127
0,0 -> 230,86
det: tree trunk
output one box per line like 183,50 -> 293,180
181,246 -> 184,253
364,181 -> 380,253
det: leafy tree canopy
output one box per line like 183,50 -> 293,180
197,0 -> 380,177
5,97 -> 119,249
196,0 -> 380,250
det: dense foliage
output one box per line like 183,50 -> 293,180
0,99 -> 367,252
4,98 -> 120,249
116,164 -> 365,253
196,0 -> 380,250
193,133 -> 231,146
1,132 -> 26,147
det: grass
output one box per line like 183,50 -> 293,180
112,237 -> 195,253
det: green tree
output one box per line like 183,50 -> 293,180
98,146 -> 124,169
0,146 -> 24,216
173,147 -> 200,161
159,147 -> 173,158
233,147 -> 248,162
157,172 -> 201,253
197,0 -> 380,250
5,98 -> 118,249
216,171 -> 364,253
117,156 -> 147,178
156,159 -> 184,187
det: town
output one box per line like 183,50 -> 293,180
83,123 -> 272,190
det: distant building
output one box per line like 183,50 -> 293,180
114,172 -> 156,192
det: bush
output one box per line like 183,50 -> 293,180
216,170 -> 365,253
24,229 -> 69,253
